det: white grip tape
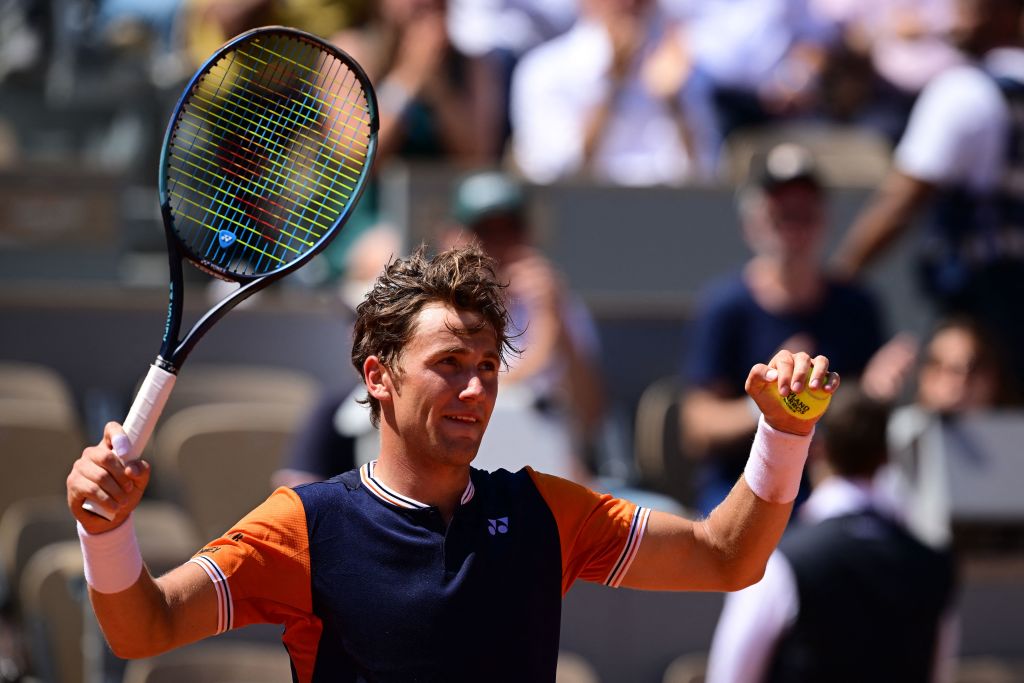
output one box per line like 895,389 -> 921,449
121,364 -> 177,463
82,364 -> 176,520
743,415 -> 813,504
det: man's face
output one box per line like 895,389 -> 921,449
918,326 -> 998,414
383,302 -> 500,467
745,182 -> 826,262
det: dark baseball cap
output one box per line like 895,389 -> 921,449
451,171 -> 525,227
747,143 -> 823,191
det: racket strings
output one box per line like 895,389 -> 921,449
166,31 -> 374,278
174,36 -> 350,268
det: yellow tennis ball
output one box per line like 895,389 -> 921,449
766,371 -> 832,421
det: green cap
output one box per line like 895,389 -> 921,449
451,171 -> 525,227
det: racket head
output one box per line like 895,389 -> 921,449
158,26 -> 378,282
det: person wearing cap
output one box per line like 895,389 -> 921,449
680,143 -> 896,515
704,387 -> 958,683
446,170 -> 608,482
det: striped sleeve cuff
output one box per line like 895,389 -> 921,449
189,556 -> 233,634
603,506 -> 651,588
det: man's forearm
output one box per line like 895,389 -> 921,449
89,562 -> 217,659
79,519 -> 217,659
832,171 -> 933,278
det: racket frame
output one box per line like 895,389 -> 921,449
155,24 -> 378,372
82,26 -> 378,520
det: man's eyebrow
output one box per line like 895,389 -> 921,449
432,344 -> 500,361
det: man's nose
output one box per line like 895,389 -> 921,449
460,374 -> 485,400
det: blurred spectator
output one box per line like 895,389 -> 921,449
443,170 -> 607,468
0,0 -> 44,83
672,0 -> 837,138
447,0 -> 579,158
179,0 -> 370,69
706,387 -> 958,683
680,143 -> 899,514
812,0 -> 963,140
913,316 -> 1017,415
333,0 -> 502,164
183,0 -> 497,165
831,0 -> 1024,389
97,0 -> 187,56
509,0 -> 720,186
448,0 -> 577,58
882,315 -> 1020,547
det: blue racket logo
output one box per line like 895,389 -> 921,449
217,230 -> 236,249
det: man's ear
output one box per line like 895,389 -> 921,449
364,356 -> 392,402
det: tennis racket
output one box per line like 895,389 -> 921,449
83,26 -> 378,519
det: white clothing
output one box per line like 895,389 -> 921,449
705,477 -> 957,683
682,0 -> 836,91
879,405 -> 953,548
895,49 -> 1024,190
447,0 -> 577,57
510,18 -> 720,186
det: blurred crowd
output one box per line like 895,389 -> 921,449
4,0 -> 1024,681
0,0 -> 984,179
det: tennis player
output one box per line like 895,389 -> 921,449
67,243 -> 838,682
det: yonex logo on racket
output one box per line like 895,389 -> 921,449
217,230 -> 236,248
487,517 -> 509,535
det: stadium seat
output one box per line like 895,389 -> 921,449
18,541 -> 86,683
556,651 -> 601,683
954,657 -> 1024,683
0,361 -> 77,408
14,502 -> 201,683
0,496 -> 76,613
154,402 -> 308,540
661,652 -> 708,683
0,399 -> 83,520
632,375 -> 694,509
122,641 -> 293,683
155,364 -> 321,419
1,496 -> 200,600
721,123 -> 892,188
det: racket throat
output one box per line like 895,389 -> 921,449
154,355 -> 179,374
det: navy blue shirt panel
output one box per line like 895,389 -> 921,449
294,467 -> 563,682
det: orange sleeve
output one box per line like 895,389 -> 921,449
189,487 -> 321,681
527,469 -> 651,595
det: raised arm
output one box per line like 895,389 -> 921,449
830,170 -> 934,280
622,350 -> 838,591
67,423 -> 218,658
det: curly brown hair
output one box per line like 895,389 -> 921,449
351,243 -> 517,427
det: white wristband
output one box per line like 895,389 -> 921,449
77,515 -> 144,594
743,415 -> 813,504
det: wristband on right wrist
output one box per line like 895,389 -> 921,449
77,515 -> 144,594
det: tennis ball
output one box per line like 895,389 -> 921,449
766,370 -> 832,421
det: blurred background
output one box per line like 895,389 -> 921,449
2,0 -> 1024,681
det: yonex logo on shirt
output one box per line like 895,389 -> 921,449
487,517 -> 509,535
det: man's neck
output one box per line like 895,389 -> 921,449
372,448 -> 470,524
745,256 -> 825,313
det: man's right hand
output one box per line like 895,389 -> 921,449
67,422 -> 150,534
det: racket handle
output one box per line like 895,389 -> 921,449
120,364 -> 177,462
82,364 -> 177,521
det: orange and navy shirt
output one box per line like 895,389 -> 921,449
189,462 -> 651,682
